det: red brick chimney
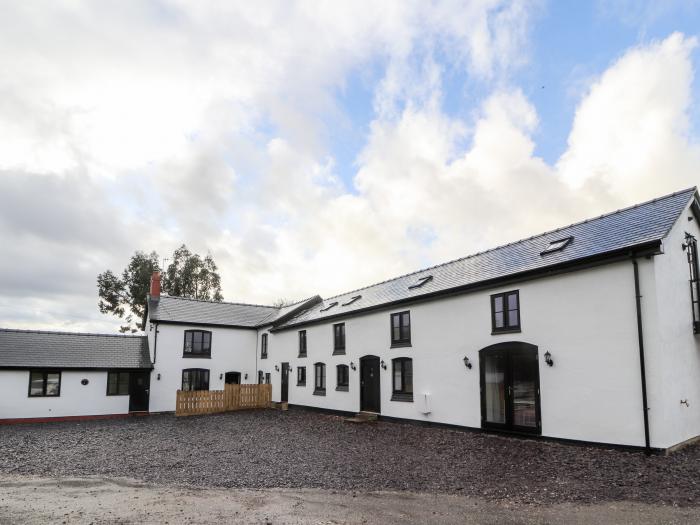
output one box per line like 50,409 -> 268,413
149,271 -> 161,300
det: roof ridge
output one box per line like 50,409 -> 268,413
0,328 -> 147,338
322,186 -> 697,301
161,295 -> 278,309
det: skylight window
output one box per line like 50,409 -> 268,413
342,295 -> 362,306
541,236 -> 573,255
320,301 -> 338,312
408,275 -> 433,289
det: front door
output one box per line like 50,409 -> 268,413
360,355 -> 380,413
225,371 -> 241,384
129,371 -> 150,412
479,343 -> 540,434
281,362 -> 289,403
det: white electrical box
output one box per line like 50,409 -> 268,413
421,393 -> 431,414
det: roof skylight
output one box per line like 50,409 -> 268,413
408,275 -> 433,289
541,236 -> 573,255
342,295 -> 362,306
320,301 -> 338,312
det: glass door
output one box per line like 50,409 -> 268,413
483,352 -> 508,429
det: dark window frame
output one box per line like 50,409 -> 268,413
333,323 -> 346,355
297,366 -> 306,386
258,370 -> 264,384
336,364 -> 349,391
265,372 -> 271,384
491,290 -> 521,333
181,368 -> 210,391
28,370 -> 61,398
540,236 -> 573,255
298,330 -> 307,357
390,311 -> 411,347
106,370 -> 130,396
391,357 -> 413,402
313,362 -> 326,396
685,232 -> 700,334
408,275 -> 433,289
182,330 -> 212,358
261,333 -> 268,359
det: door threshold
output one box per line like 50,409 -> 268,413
129,411 -> 150,416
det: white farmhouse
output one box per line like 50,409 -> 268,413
2,187 -> 700,453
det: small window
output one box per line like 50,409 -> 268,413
541,236 -> 573,255
314,362 -> 326,395
491,290 -> 520,333
342,295 -> 362,306
320,301 -> 338,312
28,370 -> 61,397
258,370 -> 264,384
390,311 -> 411,347
336,364 -> 349,391
408,275 -> 433,289
261,333 -> 268,359
181,369 -> 209,391
265,372 -> 271,384
392,358 -> 413,402
298,330 -> 307,357
333,323 -> 346,354
684,233 -> 700,334
297,366 -> 306,386
107,371 -> 130,396
183,330 -> 212,357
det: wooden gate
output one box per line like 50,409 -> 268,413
176,384 -> 272,416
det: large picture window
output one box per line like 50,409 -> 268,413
491,290 -> 520,333
107,371 -> 130,395
298,330 -> 307,357
28,370 -> 61,397
314,362 -> 326,395
261,333 -> 268,359
183,330 -> 212,357
333,323 -> 345,354
181,368 -> 209,391
391,358 -> 413,402
390,311 -> 411,347
336,364 -> 349,391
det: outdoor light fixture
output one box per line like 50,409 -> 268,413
463,356 -> 472,369
350,362 -> 356,371
380,360 -> 387,370
157,373 -> 161,381
81,378 -> 89,386
544,351 -> 554,367
219,373 -> 223,380
275,365 -> 280,371
244,373 -> 248,380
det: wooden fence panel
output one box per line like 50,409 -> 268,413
176,384 -> 272,416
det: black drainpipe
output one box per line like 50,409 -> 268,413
152,321 -> 159,365
632,258 -> 651,454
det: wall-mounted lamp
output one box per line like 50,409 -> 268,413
157,373 -> 161,381
350,362 -> 356,371
380,360 -> 387,370
275,365 -> 280,371
244,373 -> 248,380
149,323 -> 154,332
463,356 -> 472,369
544,351 -> 554,367
81,378 -> 89,386
219,373 -> 223,380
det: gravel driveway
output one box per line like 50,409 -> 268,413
0,409 -> 698,507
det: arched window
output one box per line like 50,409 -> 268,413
314,362 -> 326,395
182,369 -> 209,391
391,358 -> 413,402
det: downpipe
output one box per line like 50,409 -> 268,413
632,258 -> 652,455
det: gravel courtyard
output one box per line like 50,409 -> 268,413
0,409 -> 698,507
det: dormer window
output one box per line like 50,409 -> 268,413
408,275 -> 433,289
541,236 -> 573,255
342,295 -> 362,306
320,302 -> 338,312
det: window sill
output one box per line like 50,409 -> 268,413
297,382 -> 306,387
332,350 -> 346,356
313,390 -> 326,396
106,393 -> 129,397
491,328 -> 521,335
390,341 -> 412,349
28,395 -> 60,398
182,354 -> 211,359
298,354 -> 307,358
260,356 -> 268,360
335,385 -> 348,392
391,393 -> 414,402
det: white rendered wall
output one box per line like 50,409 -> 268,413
147,320 -> 258,412
0,370 -> 129,419
259,261 -> 648,447
645,201 -> 700,449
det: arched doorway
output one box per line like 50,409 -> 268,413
359,355 -> 381,413
479,342 -> 541,434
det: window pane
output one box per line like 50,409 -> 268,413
494,311 -> 505,328
45,374 -> 60,396
400,325 -> 410,341
118,372 -> 130,395
493,296 -> 504,313
404,360 -> 413,394
30,372 -> 44,396
107,372 -> 118,395
508,309 -> 519,327
193,331 -> 203,353
401,312 -> 410,327
393,366 -> 401,392
392,314 -> 400,328
392,326 -> 400,341
202,370 -> 209,390
507,293 -> 518,310
184,332 -> 193,353
202,332 -> 211,351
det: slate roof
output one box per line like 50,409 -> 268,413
0,329 -> 151,369
274,187 -> 698,330
148,295 -> 278,327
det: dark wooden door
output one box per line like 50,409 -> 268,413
281,362 -> 289,402
479,343 -> 540,434
360,356 -> 380,413
225,372 -> 241,384
129,371 -> 150,412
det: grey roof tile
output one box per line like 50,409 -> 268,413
149,296 -> 278,327
0,329 -> 151,369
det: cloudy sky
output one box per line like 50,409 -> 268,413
1,0 -> 700,332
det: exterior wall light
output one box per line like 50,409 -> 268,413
350,362 -> 356,371
81,378 -> 89,386
219,373 -> 223,380
544,351 -> 554,367
244,373 -> 248,380
380,360 -> 387,370
157,373 -> 161,381
463,356 -> 472,369
275,365 -> 280,371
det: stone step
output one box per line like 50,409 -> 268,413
344,411 -> 378,424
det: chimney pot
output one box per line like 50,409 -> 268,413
150,271 -> 161,300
